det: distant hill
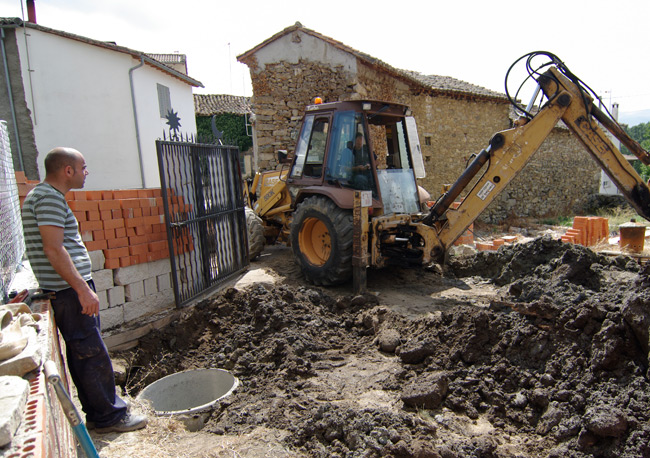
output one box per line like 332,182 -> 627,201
619,109 -> 650,127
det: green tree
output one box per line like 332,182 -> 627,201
624,121 -> 650,181
195,114 -> 253,152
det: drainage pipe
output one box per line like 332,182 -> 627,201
129,56 -> 146,188
0,28 -> 24,171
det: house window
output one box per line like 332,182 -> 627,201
424,136 -> 432,146
157,84 -> 171,118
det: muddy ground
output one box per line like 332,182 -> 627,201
102,236 -> 650,457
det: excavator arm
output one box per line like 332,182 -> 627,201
422,61 -> 650,261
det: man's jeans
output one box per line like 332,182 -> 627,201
45,280 -> 127,427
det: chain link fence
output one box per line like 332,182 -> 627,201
0,120 -> 24,302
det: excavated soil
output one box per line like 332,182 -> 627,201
115,237 -> 650,457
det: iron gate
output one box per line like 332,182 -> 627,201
156,139 -> 249,307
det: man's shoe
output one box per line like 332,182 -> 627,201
86,399 -> 131,430
95,413 -> 148,434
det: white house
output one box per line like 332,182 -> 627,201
0,17 -> 202,190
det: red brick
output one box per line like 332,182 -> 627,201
71,191 -> 87,200
86,191 -> 102,200
126,217 -> 144,228
14,171 -> 27,183
92,230 -> 105,241
104,229 -> 116,240
73,211 -> 87,222
134,208 -> 143,218
103,218 -> 125,230
85,240 -> 107,251
151,189 -> 162,197
100,210 -> 113,220
69,200 -> 99,212
120,199 -> 141,209
129,235 -> 148,245
119,256 -> 131,267
135,226 -> 147,236
126,227 -> 137,237
115,227 -> 127,238
113,190 -> 139,199
79,220 -> 103,232
102,190 -> 114,200
129,244 -> 148,256
87,210 -> 100,221
104,247 -> 129,259
111,209 -> 122,219
107,237 -> 129,249
98,200 -> 121,211
104,258 -> 120,269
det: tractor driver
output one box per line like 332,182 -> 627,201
341,132 -> 373,190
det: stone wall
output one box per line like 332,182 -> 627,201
0,29 -> 39,180
250,60 -> 354,170
247,54 -> 601,221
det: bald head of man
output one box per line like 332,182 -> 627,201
43,147 -> 88,191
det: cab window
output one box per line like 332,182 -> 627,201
290,115 -> 329,178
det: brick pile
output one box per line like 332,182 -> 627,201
561,216 -> 609,246
15,172 -> 194,330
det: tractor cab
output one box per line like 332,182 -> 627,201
287,99 -> 425,216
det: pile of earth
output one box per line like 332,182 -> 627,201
123,236 -> 650,457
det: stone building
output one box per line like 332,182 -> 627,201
237,22 -> 600,221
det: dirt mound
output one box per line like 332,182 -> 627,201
122,237 -> 650,457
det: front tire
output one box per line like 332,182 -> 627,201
245,207 -> 265,261
290,196 -> 354,285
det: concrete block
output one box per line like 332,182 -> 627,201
97,290 -> 109,311
100,305 -> 124,331
143,277 -> 158,296
0,376 -> 29,447
88,250 -> 106,272
93,269 -> 114,292
157,273 -> 172,292
113,259 -> 172,286
125,280 -> 145,302
123,290 -> 174,324
107,285 -> 125,308
0,328 -> 41,377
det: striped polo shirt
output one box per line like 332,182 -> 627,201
22,182 -> 92,291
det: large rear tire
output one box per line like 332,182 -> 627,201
245,207 -> 265,261
290,196 -> 354,285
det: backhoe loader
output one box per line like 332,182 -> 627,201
246,51 -> 650,285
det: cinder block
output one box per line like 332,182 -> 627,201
157,273 -> 172,292
124,281 -> 145,302
123,290 -> 174,323
92,269 -> 114,292
107,285 -> 125,307
97,290 -> 109,311
100,305 -> 124,331
144,276 -> 158,296
88,250 -> 106,272
113,259 -> 172,285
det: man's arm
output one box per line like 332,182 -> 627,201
40,225 -> 99,316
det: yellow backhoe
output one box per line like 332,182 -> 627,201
245,52 -> 650,285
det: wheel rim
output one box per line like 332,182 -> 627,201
299,216 -> 331,266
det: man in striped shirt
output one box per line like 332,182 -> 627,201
22,147 -> 147,434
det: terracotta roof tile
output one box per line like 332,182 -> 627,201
194,94 -> 251,116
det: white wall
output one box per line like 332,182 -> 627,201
15,28 -> 197,190
252,32 -> 357,73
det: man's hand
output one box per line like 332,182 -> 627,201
78,287 -> 100,316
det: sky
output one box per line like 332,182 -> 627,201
2,0 -> 649,124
